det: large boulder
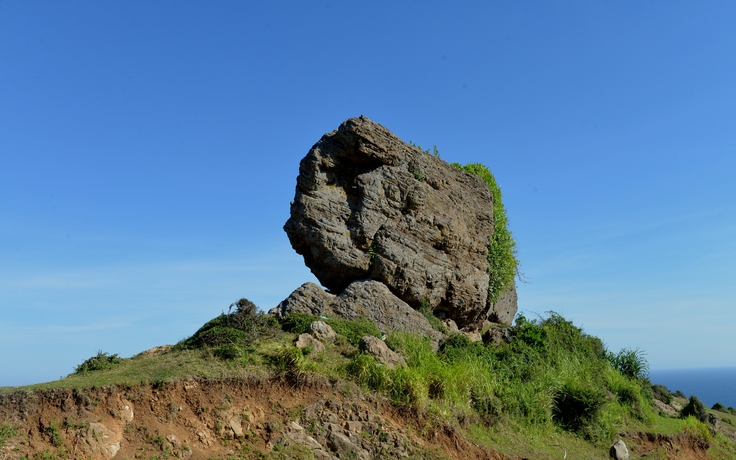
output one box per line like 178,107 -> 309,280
284,116 -> 515,327
270,281 -> 445,342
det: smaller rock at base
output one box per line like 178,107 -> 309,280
327,431 -> 369,460
609,439 -> 630,460
463,330 -> 482,342
708,412 -> 722,433
442,318 -> 459,333
651,399 -> 678,417
308,321 -> 336,342
295,333 -> 325,354
482,326 -> 513,346
358,336 -> 407,369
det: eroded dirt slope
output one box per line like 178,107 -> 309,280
0,377 -> 518,460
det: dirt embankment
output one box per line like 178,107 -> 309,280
625,431 -> 713,460
0,377 -> 518,460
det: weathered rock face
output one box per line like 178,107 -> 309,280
285,116 -> 513,327
487,287 -> 518,325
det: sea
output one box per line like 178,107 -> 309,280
649,367 -> 736,409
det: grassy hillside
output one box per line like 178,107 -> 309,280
2,303 -> 735,459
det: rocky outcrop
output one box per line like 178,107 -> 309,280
487,288 -> 518,325
295,333 -> 325,354
482,325 -> 513,346
284,116 -> 516,328
651,398 -> 678,417
307,321 -> 336,342
610,439 -> 630,460
358,336 -> 407,369
270,281 -> 445,342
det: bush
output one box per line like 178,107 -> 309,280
280,312 -> 319,334
651,384 -> 672,404
513,313 -> 549,351
346,353 -> 392,392
607,347 -> 649,379
711,402 -> 725,412
553,381 -> 607,434
272,346 -> 318,384
213,343 -> 244,360
681,395 -> 708,423
327,317 -> 382,346
73,350 -> 122,374
452,162 -> 519,302
180,298 -> 277,356
471,389 -> 502,425
193,325 -> 249,347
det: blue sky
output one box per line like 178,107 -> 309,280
2,1 -> 735,386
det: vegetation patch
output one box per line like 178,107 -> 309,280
280,312 -> 381,346
6,299 -> 731,459
178,298 -> 279,359
606,347 -> 650,380
452,162 -> 519,302
652,383 -> 672,403
682,395 -> 708,423
552,381 -> 606,435
73,350 -> 122,375
0,422 -> 18,448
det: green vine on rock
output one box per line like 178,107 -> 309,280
452,162 -> 519,303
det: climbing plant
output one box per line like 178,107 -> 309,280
453,162 -> 519,302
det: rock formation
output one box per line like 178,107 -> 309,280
269,281 -> 445,342
282,116 -> 517,330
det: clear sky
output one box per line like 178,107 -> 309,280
2,1 -> 735,386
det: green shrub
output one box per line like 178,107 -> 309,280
712,402 -> 726,412
193,325 -> 249,347
652,384 -> 672,404
280,312 -> 319,334
326,317 -> 381,346
437,333 -> 478,360
682,415 -> 713,442
180,298 -> 277,356
470,389 -> 502,425
513,313 -> 548,350
681,395 -> 708,423
452,162 -> 519,302
73,350 -> 122,374
272,346 -> 317,384
346,353 -> 393,392
611,378 -> 650,421
553,381 -> 607,434
606,347 -> 649,379
213,343 -> 244,360
229,298 -> 278,333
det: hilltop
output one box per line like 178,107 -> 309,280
2,308 -> 736,459
3,118 -> 735,459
